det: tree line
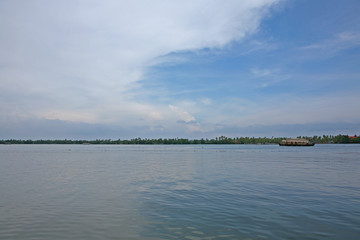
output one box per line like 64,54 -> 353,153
0,135 -> 359,144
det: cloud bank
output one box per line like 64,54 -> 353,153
0,0 -> 283,137
1,0 -> 359,139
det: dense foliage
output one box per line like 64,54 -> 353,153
1,135 -> 359,144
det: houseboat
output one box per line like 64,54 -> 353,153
279,138 -> 315,146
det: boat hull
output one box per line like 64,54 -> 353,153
279,142 -> 315,146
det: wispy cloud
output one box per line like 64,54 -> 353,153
229,93 -> 360,126
251,68 -> 276,78
251,67 -> 291,87
299,31 -> 360,58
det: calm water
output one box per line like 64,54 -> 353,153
0,144 -> 359,240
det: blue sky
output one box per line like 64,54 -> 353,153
0,0 -> 359,139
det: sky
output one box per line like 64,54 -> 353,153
1,0 -> 360,139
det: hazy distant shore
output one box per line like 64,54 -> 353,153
1,135 -> 359,145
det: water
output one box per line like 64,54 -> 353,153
0,144 -> 359,240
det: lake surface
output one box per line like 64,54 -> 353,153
0,144 -> 359,240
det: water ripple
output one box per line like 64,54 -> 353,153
1,144 -> 359,239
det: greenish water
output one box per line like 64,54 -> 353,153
0,144 -> 359,239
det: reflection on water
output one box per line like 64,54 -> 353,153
0,144 -> 360,239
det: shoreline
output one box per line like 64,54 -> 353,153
1,136 -> 359,145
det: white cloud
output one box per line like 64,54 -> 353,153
0,0 -> 281,126
0,0 -> 290,139
169,105 -> 195,123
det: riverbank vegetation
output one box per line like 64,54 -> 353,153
1,135 -> 359,144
